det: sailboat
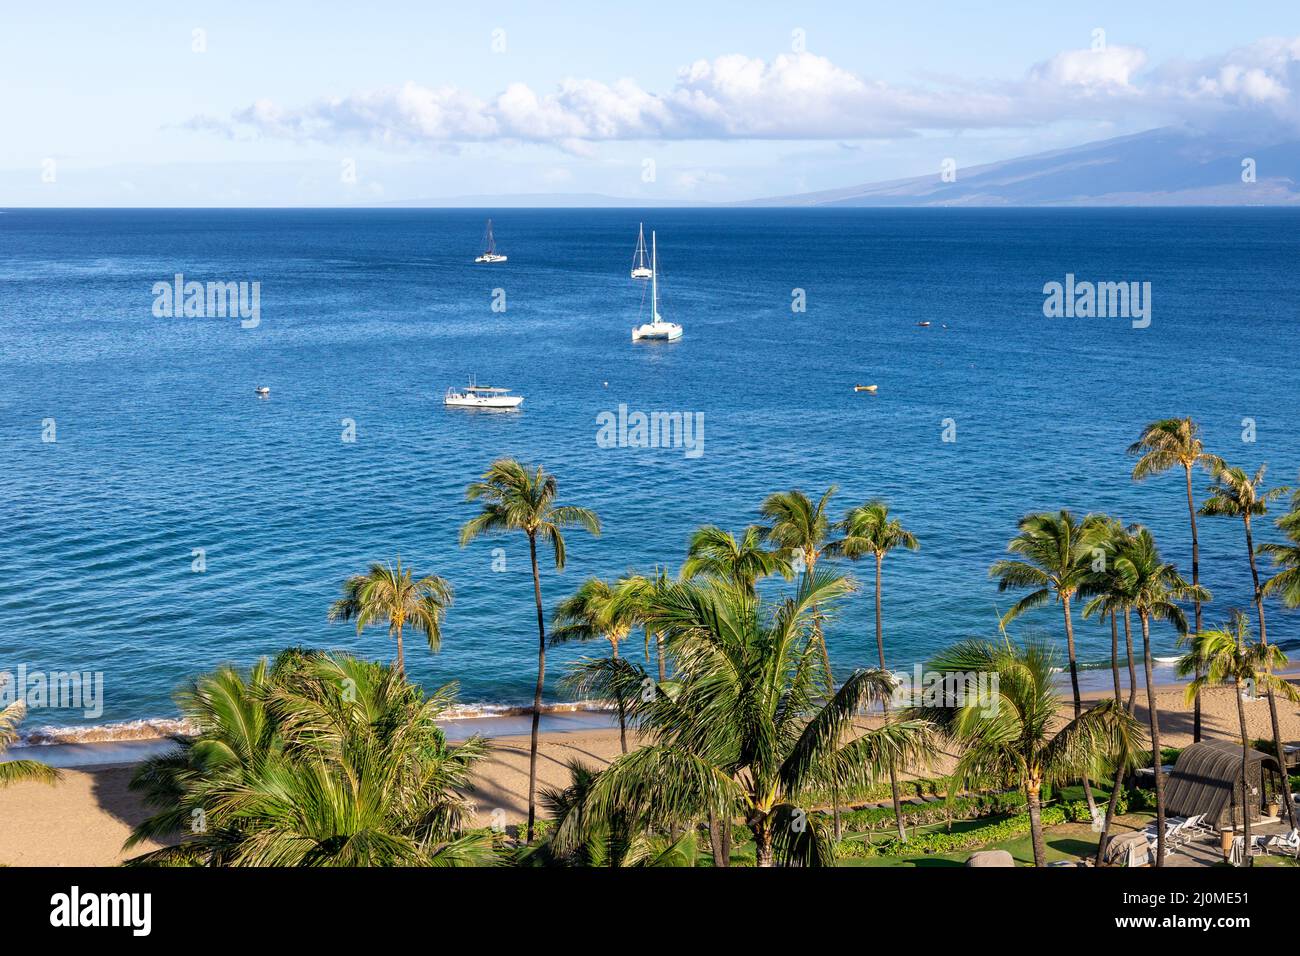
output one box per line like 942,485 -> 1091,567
630,223 -> 653,279
474,219 -> 507,263
631,231 -> 682,342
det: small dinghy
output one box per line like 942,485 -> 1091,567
854,384 -> 878,393
255,386 -> 270,398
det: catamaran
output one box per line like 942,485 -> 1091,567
630,223 -> 653,279
631,231 -> 682,342
444,381 -> 523,409
474,219 -> 507,263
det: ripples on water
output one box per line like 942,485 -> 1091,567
1,208 -> 1298,734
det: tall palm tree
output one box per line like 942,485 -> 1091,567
990,509 -> 1107,818
1200,461 -> 1295,827
327,558 -> 453,677
680,524 -> 790,595
1108,526 -> 1208,865
566,570 -> 937,867
1128,417 -> 1223,742
459,459 -> 601,842
1177,611 -> 1300,865
0,692 -> 61,789
826,499 -> 919,842
1080,516 -> 1143,861
1260,499 -> 1300,608
759,487 -> 838,684
910,638 -> 1142,867
126,651 -> 490,866
552,575 -> 644,753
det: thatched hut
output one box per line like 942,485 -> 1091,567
1162,740 -> 1283,829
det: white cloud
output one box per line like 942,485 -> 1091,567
191,38 -> 1300,150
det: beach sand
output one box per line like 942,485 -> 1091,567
2,677 -> 1297,867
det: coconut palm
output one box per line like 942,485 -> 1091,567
1128,417 -> 1223,742
1259,491 -> 1300,607
0,690 -> 60,788
1200,461 -> 1295,826
565,569 -> 937,867
126,651 -> 490,866
1107,526 -> 1208,865
758,487 -> 839,682
910,637 -> 1143,867
529,760 -> 698,867
1080,517 -> 1144,861
326,558 -> 453,677
552,575 -> 645,753
459,459 -> 601,841
825,499 -> 919,842
1178,611 -> 1299,865
680,524 -> 791,595
990,509 -> 1107,818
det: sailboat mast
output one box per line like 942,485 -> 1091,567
485,219 -> 494,254
651,231 -> 658,321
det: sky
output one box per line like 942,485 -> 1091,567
4,0 -> 1300,205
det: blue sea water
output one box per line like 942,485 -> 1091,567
1,207 -> 1298,734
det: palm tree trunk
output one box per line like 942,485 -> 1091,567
753,819 -> 774,867
1096,610 -> 1125,866
394,624 -> 405,678
1235,675 -> 1253,867
1096,765 -> 1126,866
1243,514 -> 1297,828
1124,611 -> 1138,714
526,534 -> 547,843
1110,610 -> 1122,702
1185,465 -> 1204,742
1063,594 -> 1098,819
611,640 -> 627,754
708,810 -> 729,867
807,550 -> 842,842
876,553 -> 906,843
1026,779 -> 1047,867
1140,612 -> 1166,866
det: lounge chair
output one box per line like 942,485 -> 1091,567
1265,829 -> 1300,858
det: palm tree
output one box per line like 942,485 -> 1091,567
552,575 -> 644,753
911,638 -> 1142,867
530,760 -> 698,867
826,499 -> 919,842
1177,611 -> 1300,865
758,487 -> 837,658
1080,517 -> 1144,861
326,558 -> 453,677
681,524 -> 790,595
126,651 -> 491,866
1200,461 -> 1296,827
459,459 -> 601,842
0,690 -> 60,789
566,570 -> 937,867
1260,500 -> 1300,608
1128,417 -> 1223,742
1108,526 -> 1208,865
990,509 -> 1107,818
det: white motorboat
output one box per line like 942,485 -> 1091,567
444,382 -> 523,409
630,222 -> 653,279
474,219 -> 507,263
631,231 -> 682,342
254,386 -> 270,398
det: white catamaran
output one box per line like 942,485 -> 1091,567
474,219 -> 507,263
630,222 -> 653,279
444,381 -> 524,409
631,231 -> 682,342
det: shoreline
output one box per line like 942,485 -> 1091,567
1,672 -> 1298,866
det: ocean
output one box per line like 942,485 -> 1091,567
2,207 -> 1299,743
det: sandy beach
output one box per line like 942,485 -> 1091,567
2,677 -> 1297,867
